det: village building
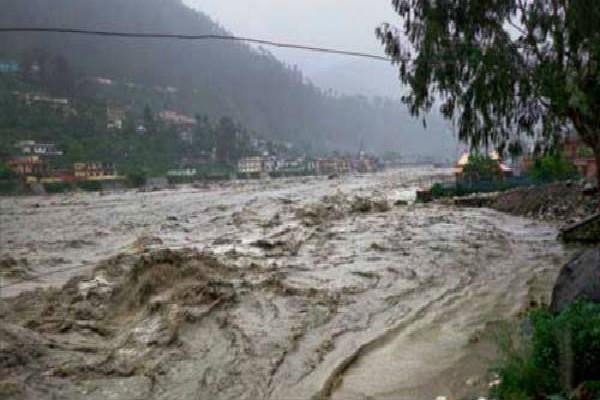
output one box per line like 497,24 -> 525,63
158,111 -> 197,144
13,92 -> 69,107
92,77 -> 114,86
563,136 -> 597,180
167,168 -> 197,177
0,60 -> 20,73
238,157 -> 264,175
15,141 -> 63,156
39,170 -> 78,184
136,124 -> 147,135
454,151 -> 513,181
178,130 -> 194,144
73,162 -> 120,180
158,111 -> 197,129
107,105 -> 126,130
263,156 -> 277,173
7,156 -> 49,177
353,157 -> 379,173
315,158 -> 350,175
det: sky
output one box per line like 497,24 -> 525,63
183,0 -> 404,97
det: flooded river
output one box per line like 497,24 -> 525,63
0,169 -> 574,400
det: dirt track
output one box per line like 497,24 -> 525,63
0,169 -> 575,399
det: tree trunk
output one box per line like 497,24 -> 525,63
594,144 -> 600,190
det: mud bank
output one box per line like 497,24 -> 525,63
0,169 -> 576,400
489,181 -> 599,223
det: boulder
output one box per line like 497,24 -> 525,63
559,213 -> 600,243
550,249 -> 600,313
416,189 -> 433,203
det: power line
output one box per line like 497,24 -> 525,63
0,27 -> 392,62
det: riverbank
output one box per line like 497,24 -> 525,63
489,181 -> 599,223
0,169 -> 577,400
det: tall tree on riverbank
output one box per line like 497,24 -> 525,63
377,0 -> 600,185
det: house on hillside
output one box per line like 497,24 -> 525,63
158,111 -> 197,129
107,105 -> 126,130
158,111 -> 197,144
136,124 -> 147,135
178,130 -> 194,144
15,141 -> 63,156
13,92 -> 74,115
0,60 -> 20,73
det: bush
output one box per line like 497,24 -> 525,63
430,182 -> 449,198
167,175 -> 195,185
0,180 -> 18,194
44,182 -> 73,193
492,301 -> 600,400
125,168 -> 148,188
527,153 -> 578,182
462,154 -> 503,182
76,180 -> 102,192
0,162 -> 15,180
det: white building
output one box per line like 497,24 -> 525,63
167,168 -> 197,177
238,157 -> 264,174
15,141 -> 63,156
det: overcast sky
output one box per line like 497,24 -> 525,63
183,0 -> 404,97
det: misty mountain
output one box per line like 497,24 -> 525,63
307,60 -> 404,99
0,0 -> 456,158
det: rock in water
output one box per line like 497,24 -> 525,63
550,249 -> 600,313
560,213 -> 600,243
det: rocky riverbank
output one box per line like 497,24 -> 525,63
489,182 -> 599,223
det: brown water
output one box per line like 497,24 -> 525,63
0,169 -> 573,400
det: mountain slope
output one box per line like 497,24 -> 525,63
0,0 -> 456,157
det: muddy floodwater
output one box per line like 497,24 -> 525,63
0,169 -> 575,400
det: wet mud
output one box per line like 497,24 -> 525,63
0,169 -> 575,399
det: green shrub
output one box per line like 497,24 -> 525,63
0,161 -> 15,180
527,153 -> 578,182
76,180 -> 102,192
44,182 -> 73,193
492,301 -> 600,400
0,180 -> 18,194
462,154 -> 503,182
167,175 -> 195,185
125,168 -> 148,188
430,183 -> 448,198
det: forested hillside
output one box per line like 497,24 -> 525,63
0,0 -> 455,157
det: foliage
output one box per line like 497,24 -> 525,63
44,182 -> 73,193
0,0 -> 458,157
378,0 -> 600,182
76,180 -> 102,192
430,182 -> 448,198
462,154 -> 503,182
527,153 -> 578,183
125,168 -> 148,188
577,146 -> 595,159
0,180 -> 19,194
0,161 -> 15,180
492,301 -> 600,400
167,175 -> 195,185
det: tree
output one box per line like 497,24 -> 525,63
48,55 -> 75,96
143,104 -> 156,134
215,116 -> 237,164
377,0 -> 600,185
